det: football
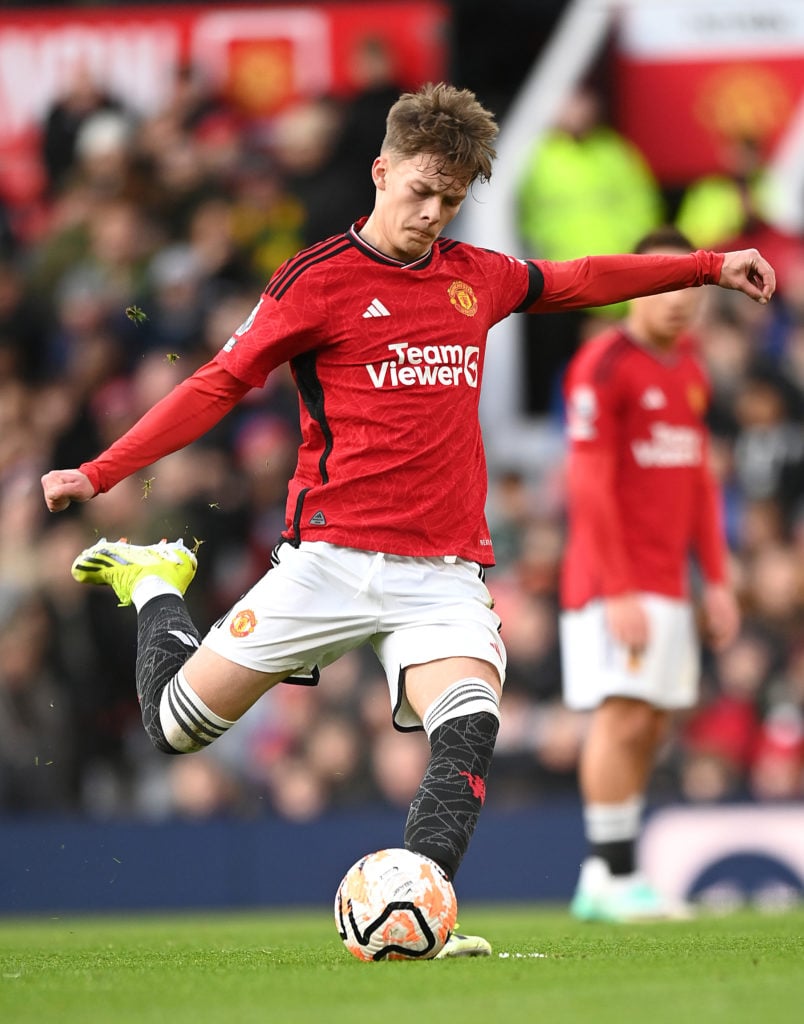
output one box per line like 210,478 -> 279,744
334,847 -> 458,961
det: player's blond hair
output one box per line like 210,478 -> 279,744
381,82 -> 498,185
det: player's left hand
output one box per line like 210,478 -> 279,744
718,248 -> 776,304
701,583 -> 740,651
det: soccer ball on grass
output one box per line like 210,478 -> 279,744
335,848 -> 458,961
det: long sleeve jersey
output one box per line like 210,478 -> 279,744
560,326 -> 728,606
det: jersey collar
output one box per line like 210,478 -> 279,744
348,217 -> 435,270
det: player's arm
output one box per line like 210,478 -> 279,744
528,247 -> 774,311
692,438 -> 740,650
41,360 -> 251,512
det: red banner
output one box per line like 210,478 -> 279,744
613,1 -> 804,184
0,3 -> 448,207
615,57 -> 804,185
0,2 -> 447,133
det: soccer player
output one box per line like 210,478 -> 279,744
41,86 -> 773,955
560,226 -> 743,922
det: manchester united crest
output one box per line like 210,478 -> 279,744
687,383 -> 707,416
230,609 -> 257,637
448,280 -> 478,317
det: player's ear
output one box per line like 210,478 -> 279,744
372,156 -> 389,190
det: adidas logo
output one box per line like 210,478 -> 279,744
640,386 -> 667,410
309,510 -> 327,525
362,298 -> 390,318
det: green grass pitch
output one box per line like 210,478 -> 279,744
1,904 -> 802,1024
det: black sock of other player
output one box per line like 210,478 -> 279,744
591,838 -> 636,876
404,711 -> 499,881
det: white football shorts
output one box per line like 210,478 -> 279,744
203,541 -> 506,729
560,594 -> 699,711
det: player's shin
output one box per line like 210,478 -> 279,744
135,594 -> 234,754
404,678 -> 500,879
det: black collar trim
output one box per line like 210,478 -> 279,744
347,221 -> 435,271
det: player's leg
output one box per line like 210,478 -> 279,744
373,556 -> 507,957
71,538 -> 287,753
404,654 -> 501,958
403,655 -> 502,881
375,557 -> 505,881
580,696 -> 668,872
561,596 -> 698,921
571,705 -> 688,922
156,540 -> 384,751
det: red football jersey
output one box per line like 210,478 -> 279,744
215,224 -> 535,563
561,327 -> 727,607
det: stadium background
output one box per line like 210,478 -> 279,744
0,0 -> 802,914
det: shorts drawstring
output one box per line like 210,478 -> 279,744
355,551 -> 385,596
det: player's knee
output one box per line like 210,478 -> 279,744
605,698 -> 662,750
156,714 -> 208,755
143,715 -> 184,755
421,677 -> 500,738
154,669 -> 235,754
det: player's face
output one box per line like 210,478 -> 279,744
629,248 -> 704,349
365,153 -> 469,261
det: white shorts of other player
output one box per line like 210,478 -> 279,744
203,541 -> 506,729
560,594 -> 699,711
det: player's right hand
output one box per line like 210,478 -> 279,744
604,593 -> 650,654
41,469 -> 95,512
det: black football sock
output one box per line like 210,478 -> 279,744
135,594 -> 202,753
404,711 -> 499,880
583,796 -> 643,876
591,839 -> 636,876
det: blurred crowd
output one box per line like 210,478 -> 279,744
0,56 -> 803,824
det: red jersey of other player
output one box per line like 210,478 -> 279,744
561,323 -> 726,607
